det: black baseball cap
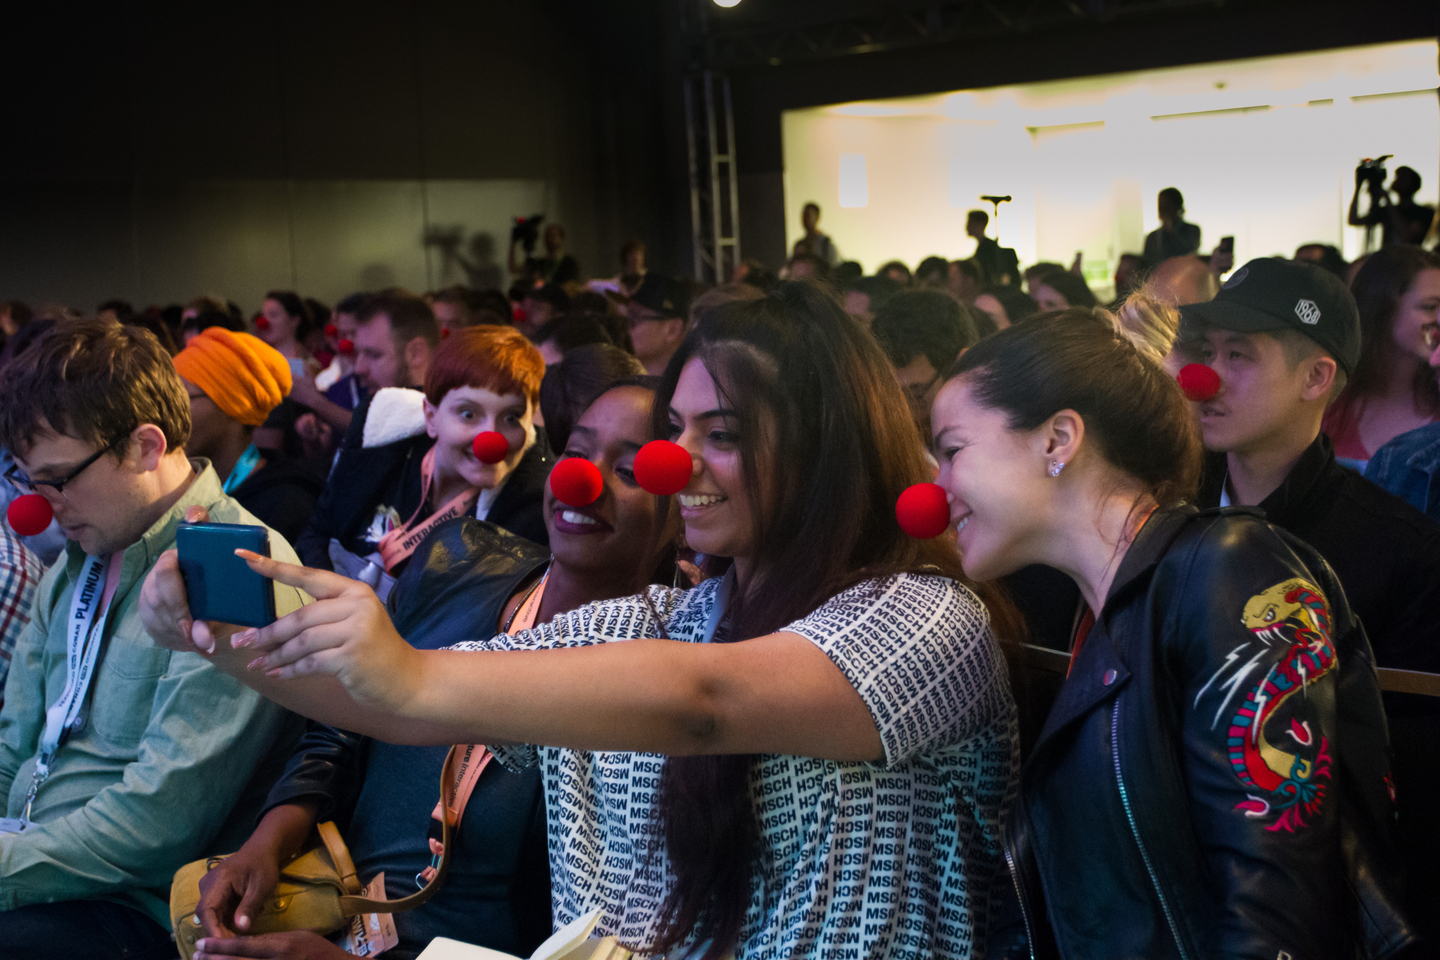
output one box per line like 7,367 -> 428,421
1179,257 -> 1361,375
606,274 -> 691,320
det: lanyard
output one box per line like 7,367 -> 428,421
417,570 -> 549,889
24,553 -> 112,821
222,444 -> 262,495
699,568 -> 734,644
376,447 -> 479,574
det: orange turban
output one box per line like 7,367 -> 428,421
173,328 -> 292,427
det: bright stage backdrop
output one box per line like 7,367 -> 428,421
782,40 -> 1439,299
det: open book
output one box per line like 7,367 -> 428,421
416,908 -> 633,960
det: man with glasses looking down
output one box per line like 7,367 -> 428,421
0,317 -> 305,958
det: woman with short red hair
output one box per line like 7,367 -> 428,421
295,324 -> 551,600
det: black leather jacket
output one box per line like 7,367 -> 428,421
262,520 -> 552,957
1004,507 -> 1414,960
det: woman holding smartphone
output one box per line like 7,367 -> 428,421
144,282 -> 1021,960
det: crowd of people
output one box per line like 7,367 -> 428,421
0,179 -> 1437,960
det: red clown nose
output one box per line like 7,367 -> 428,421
550,458 -> 603,507
633,441 -> 692,496
1177,363 -> 1221,402
324,323 -> 338,338
7,494 -> 53,537
254,315 -> 271,331
895,483 -> 950,539
471,431 -> 510,464
337,338 -> 355,355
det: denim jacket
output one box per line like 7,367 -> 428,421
1364,421 -> 1440,522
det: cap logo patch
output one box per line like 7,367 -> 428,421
1223,266 -> 1249,289
1295,299 -> 1321,325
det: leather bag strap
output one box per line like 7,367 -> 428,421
335,744 -> 464,915
316,821 -> 362,895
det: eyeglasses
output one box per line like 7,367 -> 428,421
5,438 -> 125,499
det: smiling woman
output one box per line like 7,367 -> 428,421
292,324 -> 552,599
933,309 -> 1412,959
142,280 -> 1023,960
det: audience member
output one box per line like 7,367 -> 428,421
842,274 -> 901,327
972,285 -> 1039,332
947,258 -> 983,303
184,378 -> 683,960
95,299 -> 134,323
173,328 -> 324,545
914,255 -> 950,289
145,281 -> 1022,960
1113,291 -> 1181,373
792,201 -> 839,266
1109,252 -> 1149,307
0,524 -> 42,706
731,259 -> 778,292
878,259 -> 912,285
0,318 -> 305,959
1294,242 -> 1348,278
432,285 -> 490,337
533,311 -> 613,365
1180,258 -> 1440,941
784,253 -> 830,282
609,274 -> 691,376
871,289 -> 979,440
1146,253 -> 1220,306
537,344 -> 645,453
687,281 -> 764,331
1321,246 -> 1440,463
831,260 -> 863,288
1028,264 -> 1097,310
1143,186 -> 1202,263
1367,333 -> 1440,520
618,238 -> 647,295
516,284 -> 570,339
350,291 -> 439,395
254,291 -> 314,365
295,324 -> 550,599
937,309 -> 1409,959
1349,164 -> 1436,249
179,308 -> 245,346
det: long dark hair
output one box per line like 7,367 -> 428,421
951,308 -> 1202,508
1339,246 -> 1440,416
646,280 -> 1014,958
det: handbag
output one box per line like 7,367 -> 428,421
171,744 -> 483,959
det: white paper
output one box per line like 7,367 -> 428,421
415,908 -> 605,960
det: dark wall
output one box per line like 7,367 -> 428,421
726,0 -> 1440,268
0,0 -> 685,311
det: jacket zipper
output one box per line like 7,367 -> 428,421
1110,701 -> 1191,960
1003,844 -> 1038,960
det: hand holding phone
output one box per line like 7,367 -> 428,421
176,522 -> 277,628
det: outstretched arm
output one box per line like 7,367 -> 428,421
142,550 -> 884,761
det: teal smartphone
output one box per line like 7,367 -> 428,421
175,522 -> 276,628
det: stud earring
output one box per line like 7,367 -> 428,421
1049,460 -> 1066,477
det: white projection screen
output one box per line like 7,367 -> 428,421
782,40 -> 1439,299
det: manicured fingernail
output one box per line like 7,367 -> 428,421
179,619 -> 192,638
248,657 -> 266,670
232,629 -> 257,648
266,668 -> 283,678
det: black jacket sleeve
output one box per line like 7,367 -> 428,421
1168,521 -> 1349,959
294,395 -> 372,570
260,721 -> 369,826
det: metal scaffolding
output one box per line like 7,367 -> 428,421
684,70 -> 742,284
